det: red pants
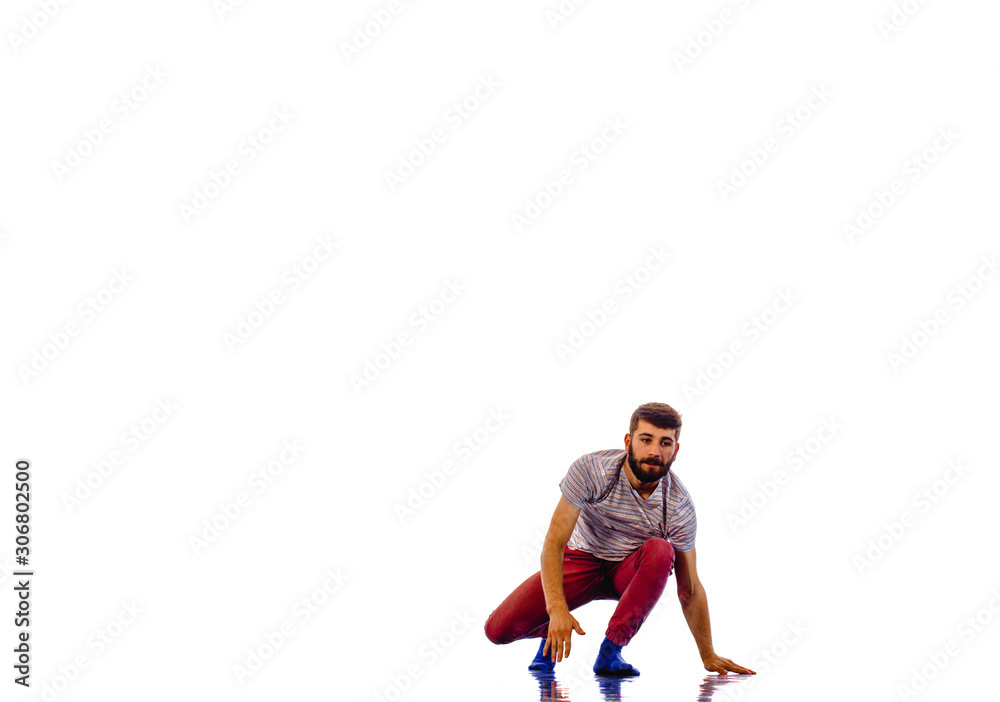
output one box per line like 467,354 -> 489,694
484,538 -> 676,647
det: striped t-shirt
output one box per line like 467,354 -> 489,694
559,449 -> 697,561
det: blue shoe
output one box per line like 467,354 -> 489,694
593,637 -> 640,676
529,638 -> 555,671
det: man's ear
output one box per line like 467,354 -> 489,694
623,432 -> 631,450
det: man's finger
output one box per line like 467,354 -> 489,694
720,657 -> 754,675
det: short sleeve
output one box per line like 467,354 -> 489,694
558,454 -> 601,510
669,494 -> 697,552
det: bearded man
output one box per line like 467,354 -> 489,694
484,402 -> 755,677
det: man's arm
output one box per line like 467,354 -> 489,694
539,496 -> 586,663
674,547 -> 756,675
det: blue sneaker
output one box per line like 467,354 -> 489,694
593,637 -> 640,676
529,638 -> 555,671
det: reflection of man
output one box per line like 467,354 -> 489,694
485,403 -> 755,677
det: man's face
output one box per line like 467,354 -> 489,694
626,420 -> 679,484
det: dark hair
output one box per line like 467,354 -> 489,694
629,402 -> 682,440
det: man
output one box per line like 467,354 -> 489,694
484,402 -> 755,677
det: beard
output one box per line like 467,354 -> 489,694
627,444 -> 673,484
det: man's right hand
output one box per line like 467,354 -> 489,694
540,497 -> 585,663
543,608 -> 586,663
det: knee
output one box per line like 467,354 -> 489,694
642,537 -> 675,570
484,612 -> 506,645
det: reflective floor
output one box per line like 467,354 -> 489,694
469,601 -> 768,702
470,632 -> 762,702
527,668 -> 754,702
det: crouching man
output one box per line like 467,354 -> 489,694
484,402 -> 755,677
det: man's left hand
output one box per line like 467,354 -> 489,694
702,654 -> 756,675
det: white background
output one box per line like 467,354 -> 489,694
2,0 -> 999,701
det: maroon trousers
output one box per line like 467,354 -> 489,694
484,538 -> 676,648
